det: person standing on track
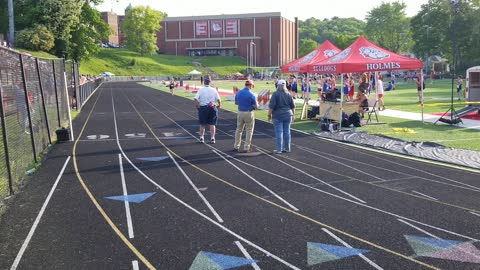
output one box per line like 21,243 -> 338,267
233,80 -> 258,152
194,75 -> 221,144
268,79 -> 295,154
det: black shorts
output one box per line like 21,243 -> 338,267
457,85 -> 462,93
198,106 -> 218,125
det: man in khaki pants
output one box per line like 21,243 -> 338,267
234,80 -> 258,152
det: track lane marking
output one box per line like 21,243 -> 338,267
141,89 -> 480,213
124,89 -> 442,269
119,154 -> 135,238
322,228 -> 384,270
235,241 -> 261,270
257,149 -> 367,204
397,219 -> 440,239
11,157 -> 71,270
113,94 -> 301,270
212,150 -> 299,211
412,191 -> 439,201
73,87 -> 155,269
167,151 -> 224,223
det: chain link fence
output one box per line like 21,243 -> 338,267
0,47 -> 100,200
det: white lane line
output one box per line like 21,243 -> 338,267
470,211 -> 480,217
132,260 -> 139,270
412,191 -> 438,201
167,151 -> 224,223
119,154 -> 134,238
224,151 -> 479,241
11,157 -> 71,270
297,145 -> 385,182
397,219 -> 440,239
113,96 -> 299,269
213,150 -> 299,211
136,93 -> 480,241
234,241 -> 261,270
322,228 -> 384,270
258,149 -> 367,204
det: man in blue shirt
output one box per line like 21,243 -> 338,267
234,80 -> 258,152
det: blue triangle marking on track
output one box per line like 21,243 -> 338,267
309,243 -> 369,258
203,251 -> 258,269
105,192 -> 156,203
137,156 -> 169,162
405,235 -> 464,249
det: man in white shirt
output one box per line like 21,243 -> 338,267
194,75 -> 221,143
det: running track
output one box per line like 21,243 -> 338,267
1,82 -> 479,270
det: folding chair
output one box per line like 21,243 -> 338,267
365,99 -> 379,124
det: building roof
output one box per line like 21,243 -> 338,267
163,12 -> 290,22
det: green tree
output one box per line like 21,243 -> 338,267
69,3 -> 111,61
365,1 -> 412,53
411,0 -> 480,74
299,17 -> 365,48
299,39 -> 317,57
121,6 -> 164,56
16,24 -> 55,51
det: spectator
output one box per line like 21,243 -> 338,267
233,80 -> 258,152
376,74 -> 385,110
194,75 -> 221,144
457,75 -> 463,101
268,80 -> 295,154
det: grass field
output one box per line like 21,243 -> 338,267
147,79 -> 480,151
78,48 -> 246,76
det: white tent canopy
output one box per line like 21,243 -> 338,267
188,69 -> 202,75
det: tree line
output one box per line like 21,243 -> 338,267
298,0 -> 480,74
1,0 -> 479,73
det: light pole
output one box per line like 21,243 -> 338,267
249,41 -> 256,67
8,0 -> 14,47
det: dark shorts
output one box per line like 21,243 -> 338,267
198,106 -> 218,125
457,85 -> 462,93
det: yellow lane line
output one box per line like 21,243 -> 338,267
72,87 -> 156,270
124,93 -> 440,270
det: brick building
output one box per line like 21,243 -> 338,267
158,12 -> 298,67
101,11 -> 122,45
101,10 -> 298,67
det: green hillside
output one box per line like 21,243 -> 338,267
79,48 -> 246,76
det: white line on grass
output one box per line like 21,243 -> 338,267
213,150 -> 299,211
119,154 -> 134,238
234,241 -> 261,270
11,156 -> 71,270
167,151 -> 224,223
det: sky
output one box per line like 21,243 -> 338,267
96,0 -> 429,21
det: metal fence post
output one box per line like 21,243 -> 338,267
0,84 -> 14,195
36,58 -> 52,145
72,62 -> 79,110
51,60 -> 61,127
63,59 -> 74,141
19,54 -> 37,163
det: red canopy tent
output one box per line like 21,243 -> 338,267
281,40 -> 341,73
307,36 -> 423,74
307,36 -> 425,125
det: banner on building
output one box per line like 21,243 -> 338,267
210,20 -> 223,36
196,21 -> 208,36
226,20 -> 238,35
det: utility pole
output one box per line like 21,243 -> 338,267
8,0 -> 14,47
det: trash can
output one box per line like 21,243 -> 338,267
56,127 -> 70,142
